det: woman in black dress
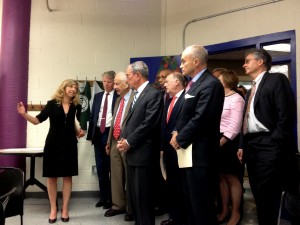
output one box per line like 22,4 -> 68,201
17,79 -> 84,223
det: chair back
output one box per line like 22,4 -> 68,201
0,201 -> 4,225
0,188 -> 16,210
0,167 -> 24,220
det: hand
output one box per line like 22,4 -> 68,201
170,131 -> 180,150
105,144 -> 110,155
237,149 -> 243,164
17,102 -> 26,115
77,129 -> 85,138
117,138 -> 130,152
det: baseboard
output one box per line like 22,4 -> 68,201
25,191 -> 99,198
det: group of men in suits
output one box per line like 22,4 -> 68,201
87,45 -> 298,225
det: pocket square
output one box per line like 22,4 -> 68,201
185,93 -> 195,99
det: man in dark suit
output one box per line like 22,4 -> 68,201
160,72 -> 186,225
170,45 -> 224,225
237,49 -> 298,225
117,61 -> 163,225
87,71 -> 118,209
104,72 -> 134,221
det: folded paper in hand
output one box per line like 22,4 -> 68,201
176,144 -> 193,168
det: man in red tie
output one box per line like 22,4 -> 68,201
104,72 -> 134,221
160,72 -> 187,225
87,71 -> 118,209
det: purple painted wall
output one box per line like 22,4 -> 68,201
0,0 -> 31,169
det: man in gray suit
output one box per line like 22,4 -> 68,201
104,72 -> 134,221
117,61 -> 163,225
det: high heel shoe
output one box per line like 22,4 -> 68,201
48,218 -> 57,224
61,209 -> 70,222
61,217 -> 70,222
49,201 -> 58,224
217,213 -> 230,224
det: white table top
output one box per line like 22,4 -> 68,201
0,148 -> 43,154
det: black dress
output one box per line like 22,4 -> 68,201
36,99 -> 82,177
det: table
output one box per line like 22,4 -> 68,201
0,148 -> 47,192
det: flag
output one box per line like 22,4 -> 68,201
89,80 -> 103,112
79,81 -> 91,130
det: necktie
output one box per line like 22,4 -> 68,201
186,80 -> 194,92
166,96 -> 177,123
113,97 -> 125,139
131,91 -> 138,109
100,92 -> 109,133
243,81 -> 256,134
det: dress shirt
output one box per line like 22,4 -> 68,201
248,71 -> 269,133
114,89 -> 132,125
191,68 -> 206,83
167,89 -> 184,115
97,90 -> 115,128
134,81 -> 149,99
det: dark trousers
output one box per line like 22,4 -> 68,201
165,162 -> 186,224
127,164 -> 155,225
182,166 -> 218,225
245,133 -> 282,225
93,127 -> 111,202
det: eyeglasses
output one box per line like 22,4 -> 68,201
244,58 -> 258,64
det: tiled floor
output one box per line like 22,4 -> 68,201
6,179 -> 291,225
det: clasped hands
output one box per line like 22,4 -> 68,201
117,138 -> 130,152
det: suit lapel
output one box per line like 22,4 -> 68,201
186,70 -> 208,94
121,90 -> 135,129
254,72 -> 268,106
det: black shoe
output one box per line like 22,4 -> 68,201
124,213 -> 134,221
61,217 -> 69,222
48,218 -> 57,224
95,200 -> 104,208
103,201 -> 112,209
160,218 -> 179,225
155,207 -> 167,216
104,208 -> 126,217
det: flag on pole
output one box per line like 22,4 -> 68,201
79,81 -> 91,130
89,80 -> 103,112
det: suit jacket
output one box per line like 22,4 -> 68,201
161,91 -> 185,164
107,91 -> 135,146
122,83 -> 163,166
251,72 -> 296,145
175,69 -> 224,167
86,91 -> 118,143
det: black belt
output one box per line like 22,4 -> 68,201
245,132 -> 271,138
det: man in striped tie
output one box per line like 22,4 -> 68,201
117,61 -> 163,225
104,72 -> 134,221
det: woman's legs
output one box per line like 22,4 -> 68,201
62,176 -> 72,218
47,177 -> 58,220
218,174 -> 230,221
227,174 -> 242,225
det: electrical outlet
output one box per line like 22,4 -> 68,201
92,165 -> 97,174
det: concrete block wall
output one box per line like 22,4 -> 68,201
26,0 -> 161,192
4,0 -> 300,192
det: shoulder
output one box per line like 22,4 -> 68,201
46,99 -> 58,107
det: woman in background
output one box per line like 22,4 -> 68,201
17,79 -> 84,223
217,70 -> 245,225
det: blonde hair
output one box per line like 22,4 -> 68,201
52,79 -> 80,106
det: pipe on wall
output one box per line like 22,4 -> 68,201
182,0 -> 284,49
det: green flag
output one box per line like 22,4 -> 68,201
79,81 -> 91,130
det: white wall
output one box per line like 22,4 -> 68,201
26,0 -> 300,192
26,0 -> 161,192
